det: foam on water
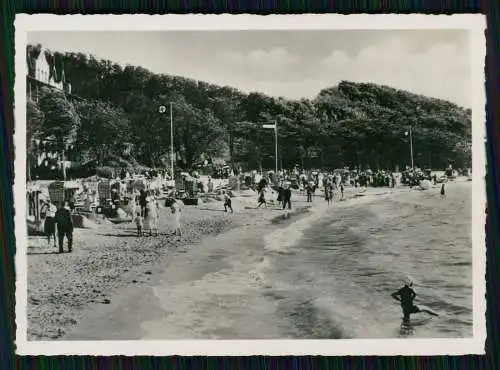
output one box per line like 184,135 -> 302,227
142,267 -> 285,339
140,183 -> 472,339
260,183 -> 473,339
263,192 -> 390,254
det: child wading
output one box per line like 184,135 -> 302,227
391,278 -> 439,322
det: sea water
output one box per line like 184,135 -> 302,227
259,182 -> 473,339
142,182 -> 472,339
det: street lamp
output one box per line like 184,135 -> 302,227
405,126 -> 414,169
158,103 -> 174,179
262,120 -> 278,176
405,105 -> 422,169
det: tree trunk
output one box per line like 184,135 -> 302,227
27,155 -> 31,181
61,149 -> 67,181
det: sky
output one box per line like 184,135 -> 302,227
28,30 -> 471,108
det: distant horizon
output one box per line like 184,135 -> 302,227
27,30 -> 471,109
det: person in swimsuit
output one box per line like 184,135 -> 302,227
392,278 -> 438,322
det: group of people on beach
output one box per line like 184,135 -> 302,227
132,189 -> 183,238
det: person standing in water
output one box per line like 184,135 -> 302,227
391,278 -> 439,322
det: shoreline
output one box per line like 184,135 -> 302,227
27,185 -> 424,340
27,191 -> 316,340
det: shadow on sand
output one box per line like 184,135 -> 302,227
27,250 -> 61,255
96,233 -> 173,238
196,208 -> 229,212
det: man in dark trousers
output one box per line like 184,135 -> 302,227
282,186 -> 292,210
139,189 -> 147,217
306,183 -> 313,203
55,201 -> 74,253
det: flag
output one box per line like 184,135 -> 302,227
262,124 -> 276,130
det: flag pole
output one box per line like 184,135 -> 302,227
275,120 -> 278,176
409,126 -> 414,169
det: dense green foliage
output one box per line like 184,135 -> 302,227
27,43 -> 472,174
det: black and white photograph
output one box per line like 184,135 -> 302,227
15,14 -> 486,356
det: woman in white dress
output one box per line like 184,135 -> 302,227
144,197 -> 160,236
170,199 -> 182,236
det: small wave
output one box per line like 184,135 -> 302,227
445,317 -> 473,326
426,299 -> 472,316
280,298 -> 347,339
263,203 -> 333,254
248,256 -> 276,287
263,193 -> 384,255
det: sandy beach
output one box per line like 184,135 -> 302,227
27,188 -> 329,340
27,180 -> 472,341
27,185 -> 402,341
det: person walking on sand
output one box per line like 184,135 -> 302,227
139,189 -> 147,217
222,191 -> 233,213
324,184 -> 331,205
340,182 -> 345,199
55,201 -> 74,253
282,185 -> 292,210
257,188 -> 267,208
440,183 -> 446,197
144,199 -> 160,237
207,176 -> 214,193
42,200 -> 57,247
134,211 -> 144,237
306,183 -> 313,203
170,198 -> 183,236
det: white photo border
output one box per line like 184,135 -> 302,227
14,13 -> 487,356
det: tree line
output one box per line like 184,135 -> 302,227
26,43 -> 472,177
